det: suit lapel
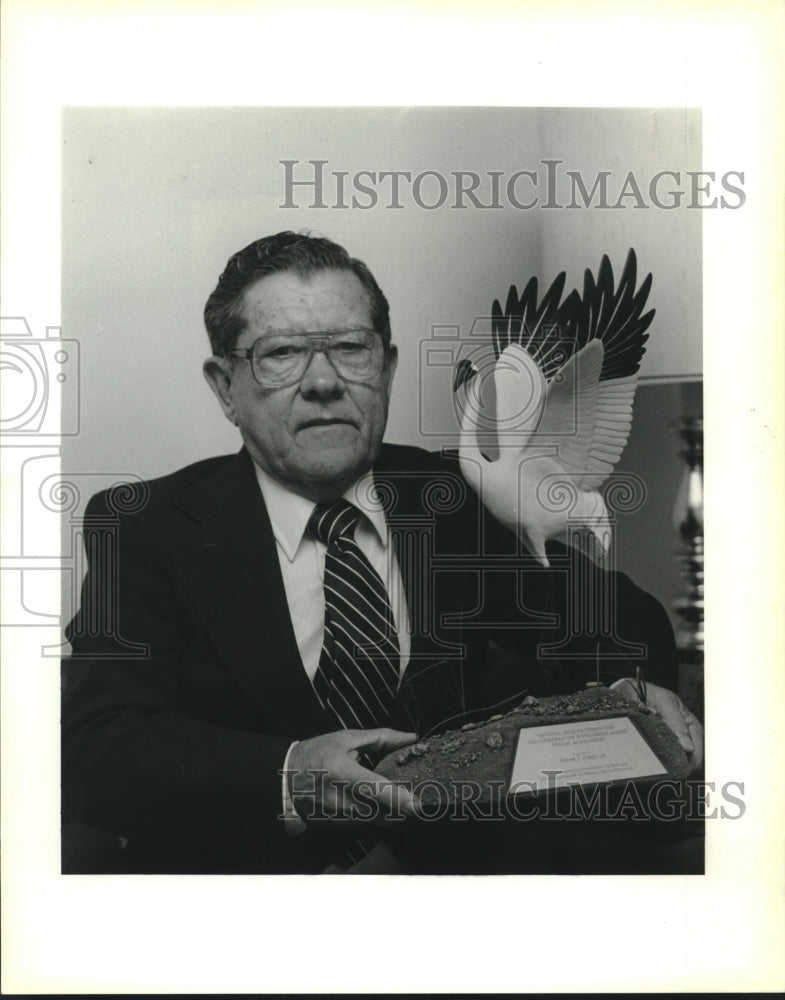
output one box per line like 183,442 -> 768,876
168,449 -> 330,736
166,445 -> 471,739
372,449 -> 469,734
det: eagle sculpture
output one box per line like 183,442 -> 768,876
456,249 -> 655,567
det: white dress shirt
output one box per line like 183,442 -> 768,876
253,462 -> 411,833
254,463 -> 411,678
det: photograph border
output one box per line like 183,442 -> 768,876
2,1 -> 784,994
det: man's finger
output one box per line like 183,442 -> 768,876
679,704 -> 704,765
658,701 -> 695,755
374,779 -> 417,819
336,754 -> 417,817
604,681 -> 703,769
619,681 -> 697,757
347,728 -> 417,754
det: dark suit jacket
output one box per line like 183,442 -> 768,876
61,444 -> 678,873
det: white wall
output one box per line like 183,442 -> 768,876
539,107 -> 702,379
61,107 -> 701,485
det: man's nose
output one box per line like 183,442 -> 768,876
298,347 -> 345,396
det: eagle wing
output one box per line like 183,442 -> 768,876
536,341 -> 638,490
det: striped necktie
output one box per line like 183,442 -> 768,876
309,499 -> 401,730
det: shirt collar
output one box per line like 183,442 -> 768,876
253,463 -> 388,563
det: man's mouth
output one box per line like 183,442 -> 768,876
298,418 -> 355,430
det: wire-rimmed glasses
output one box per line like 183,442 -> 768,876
225,329 -> 388,388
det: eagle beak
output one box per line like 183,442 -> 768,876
453,358 -> 478,393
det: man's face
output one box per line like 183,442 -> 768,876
204,268 -> 397,501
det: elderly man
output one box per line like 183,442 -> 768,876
62,231 -> 701,874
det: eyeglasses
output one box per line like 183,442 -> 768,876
225,329 -> 388,388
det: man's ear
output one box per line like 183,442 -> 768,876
203,357 -> 239,426
385,343 -> 398,383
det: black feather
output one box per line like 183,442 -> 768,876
453,358 -> 477,392
491,248 -> 654,381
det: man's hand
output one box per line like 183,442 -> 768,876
616,679 -> 704,769
287,728 -> 417,825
